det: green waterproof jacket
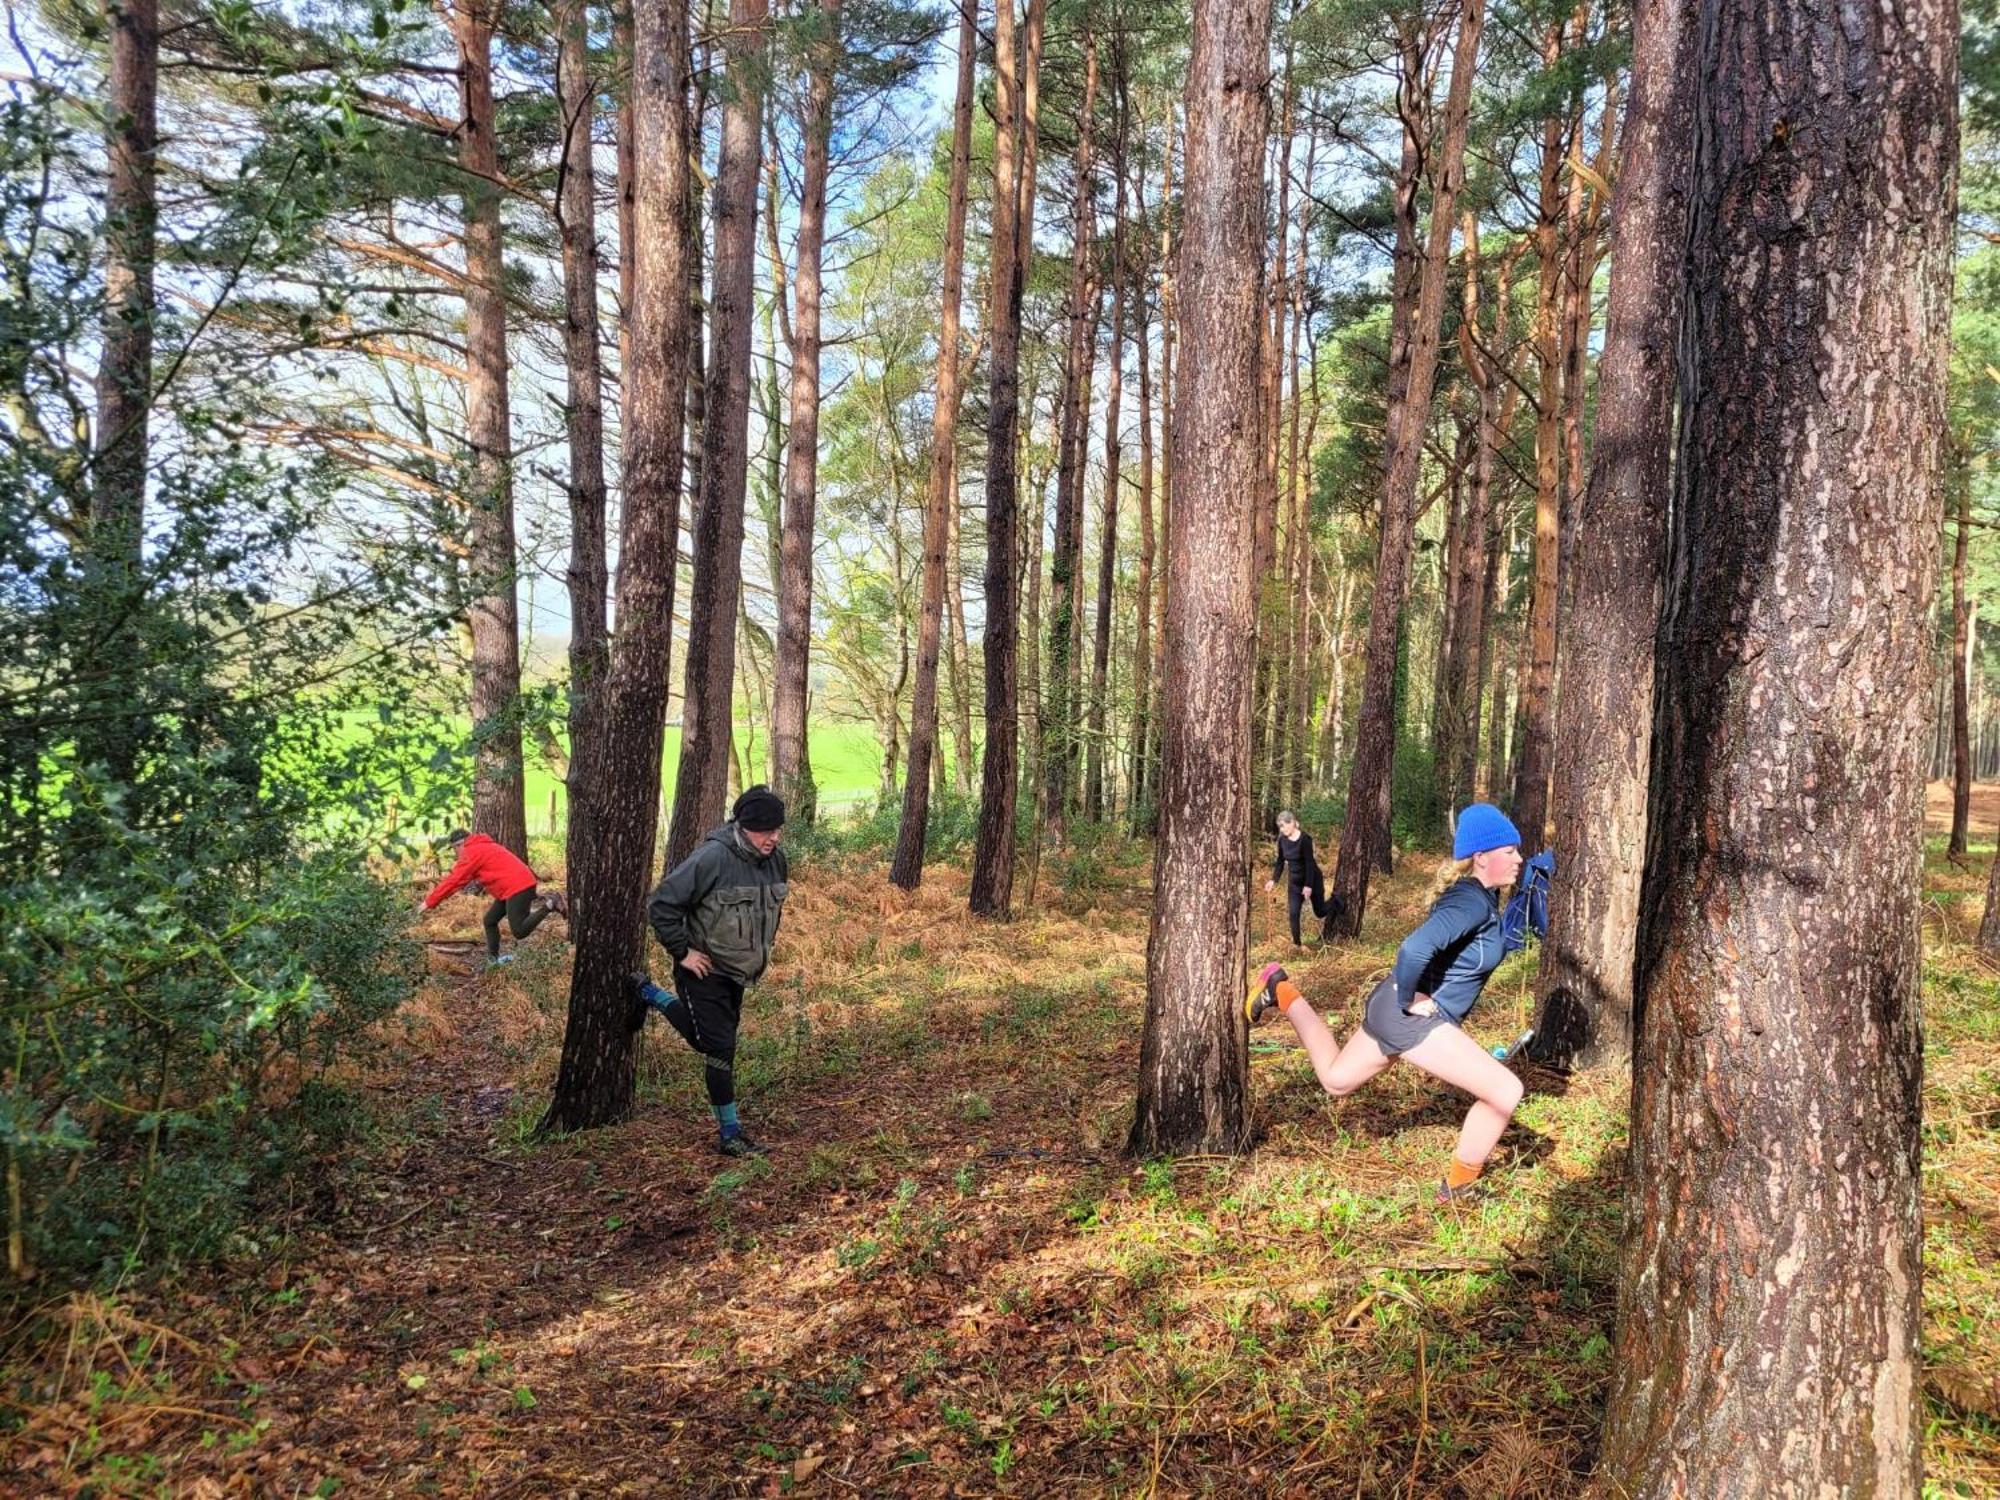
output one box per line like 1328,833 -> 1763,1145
646,823 -> 790,983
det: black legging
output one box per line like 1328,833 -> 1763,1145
1288,872 -> 1333,945
483,887 -> 551,958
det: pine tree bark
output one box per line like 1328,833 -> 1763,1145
1510,23 -> 1566,859
947,477 -> 975,795
1042,34 -> 1099,842
91,0 -> 157,567
1330,0 -> 1482,934
1435,214 -> 1492,813
83,0 -> 157,781
1951,478 -> 1973,857
1085,48 -> 1128,825
544,0 -> 692,1133
616,1 -> 637,351
1128,144 -> 1158,830
891,0 -> 978,889
558,0 -> 610,750
447,0 -> 529,858
1140,105 -> 1176,835
1598,0 -> 1955,1486
1128,0 -> 1273,1158
666,0 -> 768,868
771,0 -> 838,812
1533,0 -> 1692,1072
969,0 -> 1045,917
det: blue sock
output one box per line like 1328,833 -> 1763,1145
640,979 -> 670,1007
713,1102 -> 740,1136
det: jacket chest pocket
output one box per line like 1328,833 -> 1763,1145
713,888 -> 759,945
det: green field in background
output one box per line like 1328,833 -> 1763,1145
344,712 -> 970,835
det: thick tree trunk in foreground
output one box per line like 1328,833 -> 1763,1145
1129,0 -> 1272,1158
771,0 -> 839,812
544,0 -> 692,1132
558,0 -> 610,746
1330,0 -> 1481,935
666,0 -> 767,868
969,0 -> 1045,918
92,0 -> 157,565
1598,0 -> 1955,1488
447,0 -> 529,857
1951,480 -> 1973,857
890,0 -> 976,889
1532,0 -> 1691,1072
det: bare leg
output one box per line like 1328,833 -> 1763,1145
1284,998 -> 1395,1098
1401,1023 -> 1526,1166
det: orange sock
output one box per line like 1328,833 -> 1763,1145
1445,1157 -> 1483,1190
1273,978 -> 1303,1014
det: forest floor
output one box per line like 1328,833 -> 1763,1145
6,802 -> 2000,1497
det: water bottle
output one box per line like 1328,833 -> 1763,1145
1492,1028 -> 1534,1061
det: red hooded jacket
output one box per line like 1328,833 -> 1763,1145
423,834 -> 537,909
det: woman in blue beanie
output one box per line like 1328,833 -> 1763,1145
1245,802 -> 1526,1202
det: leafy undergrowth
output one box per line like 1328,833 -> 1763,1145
3,826 -> 1997,1497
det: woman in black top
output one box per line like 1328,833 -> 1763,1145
1266,810 -> 1342,946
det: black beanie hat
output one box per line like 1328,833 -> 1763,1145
733,785 -> 786,832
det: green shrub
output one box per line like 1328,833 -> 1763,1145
0,83 -> 435,1283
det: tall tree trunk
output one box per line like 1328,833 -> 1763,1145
947,470 -> 975,794
890,0 -> 977,889
969,0 -> 1045,917
614,0 -> 636,377
1435,213 -> 1492,813
1598,0 -> 1955,1487
1275,126 -> 1317,810
1509,24 -> 1566,859
1284,336 -> 1323,810
1128,114 -> 1160,830
1482,521 -> 1514,801
771,0 -> 838,810
1329,0 -> 1482,935
1043,34 -> 1099,841
1951,477 -> 1973,857
448,0 -> 529,857
683,4 -> 714,520
91,0 -> 157,565
1086,47 -> 1128,825
1140,103 -> 1176,836
666,0 -> 767,867
1022,448 -> 1048,815
1247,39 -> 1296,819
1533,0 -> 1692,1072
83,0 -> 156,781
543,0 -> 693,1133
1129,0 -> 1273,1157
558,0 -> 611,752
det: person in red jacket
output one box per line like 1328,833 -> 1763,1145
421,829 -> 567,966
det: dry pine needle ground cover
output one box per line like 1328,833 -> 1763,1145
4,801 -> 1998,1497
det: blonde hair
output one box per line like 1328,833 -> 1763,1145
1429,856 -> 1476,900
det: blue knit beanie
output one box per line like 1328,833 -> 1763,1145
1452,803 -> 1521,859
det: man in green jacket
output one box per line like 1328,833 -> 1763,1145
628,786 -> 790,1157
